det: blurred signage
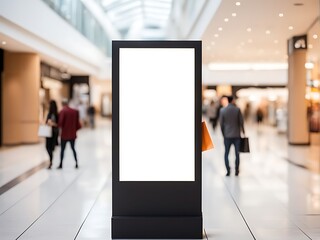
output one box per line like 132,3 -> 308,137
288,35 -> 308,54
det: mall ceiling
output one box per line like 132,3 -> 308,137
1,0 -> 318,76
202,0 -> 320,64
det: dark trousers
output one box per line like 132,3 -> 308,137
224,138 -> 241,173
46,137 -> 55,163
46,128 -> 58,164
60,139 -> 78,167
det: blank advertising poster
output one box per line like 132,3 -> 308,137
119,47 -> 195,181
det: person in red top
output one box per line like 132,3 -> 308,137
58,99 -> 81,169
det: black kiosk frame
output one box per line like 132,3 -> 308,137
112,41 -> 202,239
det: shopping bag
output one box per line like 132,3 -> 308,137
38,124 -> 52,137
240,137 -> 250,153
202,121 -> 214,151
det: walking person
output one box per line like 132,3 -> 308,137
219,96 -> 245,176
87,105 -> 96,129
46,100 -> 59,169
207,101 -> 218,131
58,99 -> 81,169
256,107 -> 264,125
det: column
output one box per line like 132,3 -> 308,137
2,51 -> 40,144
287,35 -> 309,144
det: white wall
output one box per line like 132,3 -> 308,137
0,0 -> 110,79
203,65 -> 287,86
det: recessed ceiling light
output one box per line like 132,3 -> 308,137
218,27 -> 223,31
247,28 -> 252,32
279,13 -> 284,17
288,26 -> 293,30
232,13 -> 237,17
214,34 -> 219,38
274,40 -> 279,44
305,62 -> 314,69
265,30 -> 271,34
2,41 -> 6,45
236,2 -> 241,6
224,18 -> 229,22
313,34 -> 318,39
308,44 -> 313,49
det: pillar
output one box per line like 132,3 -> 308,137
2,51 -> 40,145
287,35 -> 309,145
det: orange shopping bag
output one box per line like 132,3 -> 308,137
202,121 -> 214,151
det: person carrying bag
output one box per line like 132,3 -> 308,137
45,100 -> 59,169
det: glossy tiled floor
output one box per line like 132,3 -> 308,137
0,118 -> 319,239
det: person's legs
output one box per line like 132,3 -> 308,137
212,118 -> 217,130
234,138 -> 241,175
59,139 -> 67,168
70,139 -> 78,168
224,138 -> 232,175
46,138 -> 53,168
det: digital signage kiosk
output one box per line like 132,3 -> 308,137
112,41 -> 202,239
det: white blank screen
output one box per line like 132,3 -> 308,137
119,48 -> 195,181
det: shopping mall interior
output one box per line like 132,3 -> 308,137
0,0 -> 320,239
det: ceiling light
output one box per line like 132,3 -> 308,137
279,13 -> 284,17
218,27 -> 223,31
236,2 -> 241,6
1,41 -> 6,45
308,44 -> 313,49
305,62 -> 314,69
313,34 -> 318,39
288,26 -> 293,30
265,30 -> 271,34
224,18 -> 229,22
313,80 -> 320,88
208,62 -> 288,71
274,40 -> 279,44
232,13 -> 237,17
247,28 -> 252,32
268,95 -> 278,101
214,34 -> 219,38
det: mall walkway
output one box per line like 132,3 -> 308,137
0,118 -> 319,240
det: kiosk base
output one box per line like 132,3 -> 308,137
112,216 -> 203,239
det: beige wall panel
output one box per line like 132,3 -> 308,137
2,51 -> 40,144
20,123 -> 39,143
287,50 -> 309,144
20,54 -> 40,122
2,123 -> 21,144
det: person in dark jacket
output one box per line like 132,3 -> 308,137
46,100 -> 59,169
219,96 -> 245,176
87,105 -> 96,129
58,99 -> 81,169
